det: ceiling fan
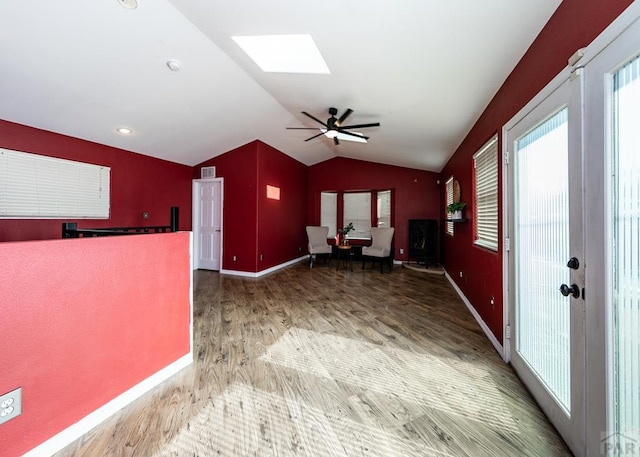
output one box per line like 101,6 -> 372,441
287,107 -> 380,145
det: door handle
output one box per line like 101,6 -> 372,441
559,283 -> 580,298
215,229 -> 221,232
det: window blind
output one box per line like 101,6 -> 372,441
473,136 -> 499,250
343,192 -> 371,239
0,148 -> 110,219
320,192 -> 337,238
445,177 -> 454,235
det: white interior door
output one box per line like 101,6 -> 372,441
505,73 -> 585,455
193,179 -> 222,271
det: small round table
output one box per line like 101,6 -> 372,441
336,244 -> 353,271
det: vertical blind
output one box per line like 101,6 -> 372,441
515,107 -> 571,412
343,192 -> 371,239
612,55 -> 640,437
445,177 -> 454,235
320,192 -> 337,238
473,136 -> 498,250
0,148 -> 110,218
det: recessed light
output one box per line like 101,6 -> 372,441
117,0 -> 138,9
166,60 -> 181,71
116,127 -> 133,135
231,34 -> 330,74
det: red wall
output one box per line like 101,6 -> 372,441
257,141 -> 308,269
0,119 -> 193,241
194,140 -> 308,273
308,157 -> 440,261
0,233 -> 192,457
440,0 -> 634,344
194,142 -> 259,272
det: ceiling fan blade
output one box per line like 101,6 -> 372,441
337,129 -> 369,140
334,137 -> 340,146
302,111 -> 327,127
286,127 -> 322,130
336,109 -> 353,126
339,122 -> 380,130
304,132 -> 325,142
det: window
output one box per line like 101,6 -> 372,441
473,136 -> 499,250
343,192 -> 371,239
445,177 -> 454,235
320,192 -> 337,238
0,148 -> 110,219
319,190 -> 392,240
376,190 -> 391,227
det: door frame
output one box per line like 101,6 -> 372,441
192,178 -> 224,271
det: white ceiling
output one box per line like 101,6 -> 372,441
0,0 -> 561,172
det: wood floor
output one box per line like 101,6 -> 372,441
54,262 -> 571,457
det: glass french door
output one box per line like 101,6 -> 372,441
502,5 -> 640,455
505,73 -> 585,455
584,9 -> 640,455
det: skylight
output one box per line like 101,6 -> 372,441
231,34 -> 330,74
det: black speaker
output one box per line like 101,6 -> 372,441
170,207 -> 179,232
408,219 -> 438,267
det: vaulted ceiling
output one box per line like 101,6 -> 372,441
0,0 -> 561,171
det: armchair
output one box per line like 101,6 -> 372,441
362,227 -> 395,273
306,226 -> 332,268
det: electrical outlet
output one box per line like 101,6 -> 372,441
142,211 -> 149,220
260,254 -> 264,261
490,296 -> 495,309
459,271 -> 463,278
233,255 -> 237,261
0,387 -> 22,426
399,248 -> 404,254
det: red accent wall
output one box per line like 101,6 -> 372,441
194,140 -> 308,273
0,119 -> 193,241
440,0 -> 634,344
0,233 -> 191,457
308,157 -> 441,260
257,141 -> 308,269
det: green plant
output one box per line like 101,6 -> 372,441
446,202 -> 466,213
339,222 -> 355,235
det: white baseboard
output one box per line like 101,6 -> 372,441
221,255 -> 307,278
444,271 -> 505,360
24,353 -> 193,457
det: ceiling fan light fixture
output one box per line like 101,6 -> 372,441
322,129 -> 367,143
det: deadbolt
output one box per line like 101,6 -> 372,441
566,257 -> 579,270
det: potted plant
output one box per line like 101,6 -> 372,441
447,202 -> 466,220
338,222 -> 355,245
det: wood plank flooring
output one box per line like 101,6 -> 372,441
54,262 -> 571,457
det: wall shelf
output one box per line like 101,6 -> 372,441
445,218 -> 468,223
